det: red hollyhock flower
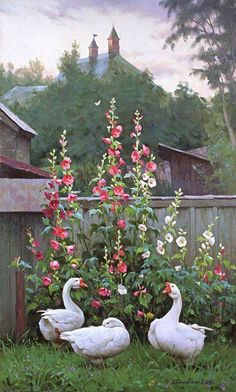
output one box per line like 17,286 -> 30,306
98,178 -> 106,187
98,287 -> 111,297
93,186 -> 102,195
111,125 -> 123,138
91,299 -> 101,308
118,249 -> 124,257
114,150 -> 121,158
214,266 -> 226,280
133,290 -> 140,297
54,178 -> 63,186
52,226 -> 68,239
142,144 -> 150,157
137,310 -> 144,317
117,145 -> 123,150
202,272 -> 209,283
32,239 -> 40,247
99,190 -> 109,202
42,208 -> 53,218
108,165 -> 121,176
117,219 -> 126,229
62,174 -> 74,186
42,276 -> 52,286
49,260 -> 60,271
146,161 -> 157,172
50,240 -> 60,251
114,185 -> 124,196
36,251 -> 44,260
44,191 -> 53,200
131,150 -> 140,163
102,137 -> 111,144
49,199 -> 59,210
108,265 -> 115,274
60,158 -> 71,170
60,210 -> 67,220
118,262 -> 127,273
66,209 -> 74,217
108,148 -> 115,156
113,253 -> 119,260
119,158 -> 126,166
67,194 -> 78,202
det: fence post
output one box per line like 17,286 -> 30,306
15,270 -> 27,339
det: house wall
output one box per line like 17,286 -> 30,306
0,121 -> 31,163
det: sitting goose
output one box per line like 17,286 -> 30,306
38,277 -> 87,342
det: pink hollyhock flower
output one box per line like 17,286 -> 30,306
48,181 -> 55,189
214,266 -> 226,280
108,265 -> 115,274
131,150 -> 140,163
118,219 -> 126,229
130,132 -> 136,138
117,145 -> 123,150
108,148 -> 115,156
49,199 -> 59,210
98,287 -> 111,297
146,161 -> 157,172
49,260 -> 60,271
135,124 -> 142,132
114,185 -> 124,196
36,251 -> 44,260
98,178 -> 106,187
62,174 -> 74,186
54,178 -> 63,186
71,263 -> 78,269
99,190 -> 109,202
113,253 -> 119,261
52,226 -> 68,239
117,262 -> 127,273
42,208 -> 53,218
32,239 -> 40,247
114,150 -> 121,157
133,290 -> 140,297
91,299 -> 101,309
119,158 -> 126,166
67,194 -> 78,202
93,186 -> 101,195
105,112 -> 111,120
50,239 -> 60,251
66,245 -> 75,255
142,144 -> 150,157
44,191 -> 52,200
60,157 -> 71,170
111,125 -> 123,138
122,193 -> 130,201
42,276 -> 52,286
108,165 -> 121,176
137,310 -> 144,317
102,137 -> 111,144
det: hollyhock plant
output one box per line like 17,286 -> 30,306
91,299 -> 101,308
117,219 -> 126,230
49,260 -> 60,271
98,287 -> 111,297
52,226 -> 68,239
60,157 -> 71,170
42,276 -> 52,287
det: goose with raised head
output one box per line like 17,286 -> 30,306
38,277 -> 87,342
60,317 -> 130,366
148,282 -> 214,361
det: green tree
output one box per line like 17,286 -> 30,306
161,0 -> 236,147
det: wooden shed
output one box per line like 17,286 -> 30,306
157,143 -> 213,195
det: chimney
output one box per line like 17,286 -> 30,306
89,34 -> 98,62
107,26 -> 120,58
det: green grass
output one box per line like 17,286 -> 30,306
0,340 -> 235,392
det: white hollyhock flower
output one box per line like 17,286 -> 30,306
157,240 -> 164,247
201,243 -> 206,250
164,216 -> 172,224
203,230 -> 213,240
148,178 -> 156,188
140,180 -> 146,188
174,265 -> 182,272
138,224 -> 147,232
156,240 -> 165,255
165,233 -> 174,243
176,236 -> 187,248
117,284 -> 127,295
142,251 -> 150,259
142,173 -> 149,181
209,236 -> 215,246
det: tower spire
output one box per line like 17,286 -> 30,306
107,26 -> 120,57
89,34 -> 98,62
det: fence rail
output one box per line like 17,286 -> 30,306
1,182 -> 236,337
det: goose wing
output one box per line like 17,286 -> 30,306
40,309 -> 83,327
177,322 -> 205,341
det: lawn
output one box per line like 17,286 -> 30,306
0,340 -> 235,392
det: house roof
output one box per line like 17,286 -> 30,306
0,103 -> 38,136
0,155 -> 51,179
158,143 -> 210,162
1,85 -> 48,106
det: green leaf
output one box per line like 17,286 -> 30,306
124,304 -> 134,315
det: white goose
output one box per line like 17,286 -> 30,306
38,277 -> 87,342
148,282 -> 213,361
60,317 -> 130,366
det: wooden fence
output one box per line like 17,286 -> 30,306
1,180 -> 236,337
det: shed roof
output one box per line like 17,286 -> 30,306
0,103 -> 38,136
158,143 -> 210,162
0,155 -> 51,178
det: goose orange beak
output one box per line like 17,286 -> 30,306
162,282 -> 171,294
79,278 -> 88,288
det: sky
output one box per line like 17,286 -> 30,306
0,0 -> 211,97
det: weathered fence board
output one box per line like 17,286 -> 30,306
1,194 -> 236,337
